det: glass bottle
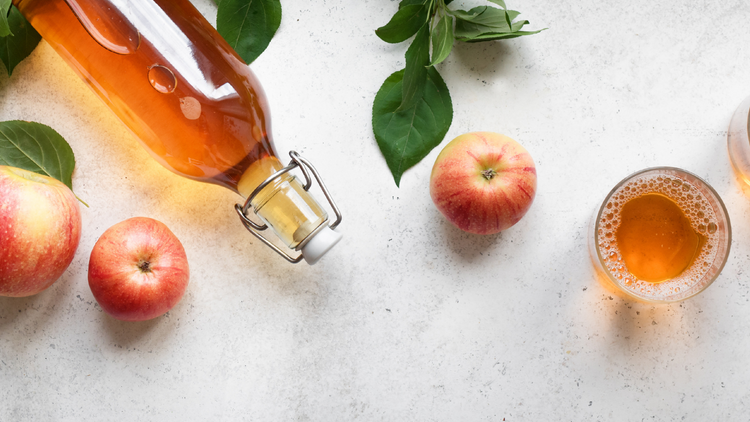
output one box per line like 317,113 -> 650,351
13,0 -> 342,264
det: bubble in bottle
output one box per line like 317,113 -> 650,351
148,65 -> 177,94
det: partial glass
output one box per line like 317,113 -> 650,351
728,95 -> 750,185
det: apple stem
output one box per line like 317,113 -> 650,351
137,260 -> 152,273
482,169 -> 497,181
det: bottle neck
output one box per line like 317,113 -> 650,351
237,155 -> 284,199
237,156 -> 328,250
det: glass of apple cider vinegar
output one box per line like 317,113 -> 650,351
728,96 -> 750,185
588,167 -> 731,303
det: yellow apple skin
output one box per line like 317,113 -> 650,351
430,132 -> 537,235
0,166 -> 82,297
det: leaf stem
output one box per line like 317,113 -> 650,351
427,0 -> 435,23
74,194 -> 89,208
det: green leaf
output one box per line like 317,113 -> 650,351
0,6 -> 41,76
0,121 -> 76,189
399,0 -> 428,7
373,68 -> 453,186
458,29 -> 544,43
399,23 -> 430,111
0,0 -> 12,37
454,6 -> 512,32
486,0 -> 507,9
429,15 -> 454,67
375,4 -> 428,44
489,0 -> 513,28
453,6 -> 543,43
216,0 -> 281,65
447,8 -> 482,21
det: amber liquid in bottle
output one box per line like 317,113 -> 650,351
15,0 -> 330,252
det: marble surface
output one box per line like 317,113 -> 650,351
2,0 -> 750,420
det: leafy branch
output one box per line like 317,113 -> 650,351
372,0 -> 544,186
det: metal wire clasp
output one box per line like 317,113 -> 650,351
234,151 -> 342,263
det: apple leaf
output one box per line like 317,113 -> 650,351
452,6 -> 545,43
399,23 -> 430,112
0,6 -> 41,76
373,68 -> 453,186
429,15 -> 454,67
0,121 -> 76,190
375,4 -> 429,44
0,0 -> 12,37
399,0 -> 429,8
487,0 -> 507,8
216,0 -> 281,65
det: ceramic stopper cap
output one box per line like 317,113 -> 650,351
301,225 -> 342,265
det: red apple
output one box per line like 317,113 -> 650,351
430,132 -> 537,234
88,217 -> 189,321
0,166 -> 82,297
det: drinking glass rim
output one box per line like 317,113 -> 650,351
593,166 -> 732,303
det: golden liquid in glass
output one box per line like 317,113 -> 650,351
616,193 -> 705,283
597,173 -> 720,291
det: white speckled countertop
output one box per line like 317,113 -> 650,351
2,0 -> 750,420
